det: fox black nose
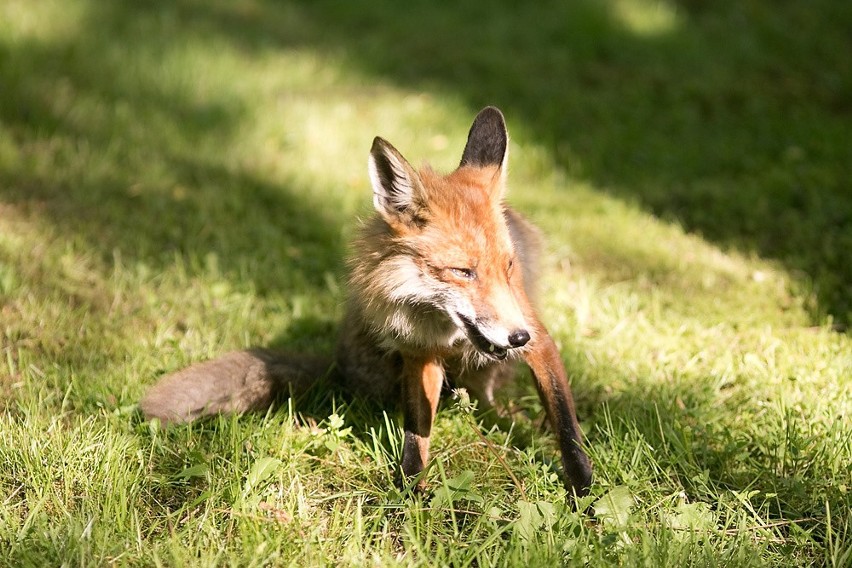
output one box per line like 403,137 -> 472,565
507,329 -> 531,348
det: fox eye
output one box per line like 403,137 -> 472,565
449,267 -> 476,280
507,258 -> 515,273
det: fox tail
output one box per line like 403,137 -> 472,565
140,349 -> 331,425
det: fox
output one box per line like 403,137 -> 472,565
141,107 -> 593,497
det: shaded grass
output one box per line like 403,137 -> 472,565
280,0 -> 852,325
1,0 -> 851,565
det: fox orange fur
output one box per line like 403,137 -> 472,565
141,107 -> 593,496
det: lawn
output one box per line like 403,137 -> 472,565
1,0 -> 850,565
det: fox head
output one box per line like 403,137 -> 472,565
354,107 -> 535,363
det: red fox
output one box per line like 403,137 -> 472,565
141,107 -> 593,496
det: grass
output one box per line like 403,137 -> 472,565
1,0 -> 850,565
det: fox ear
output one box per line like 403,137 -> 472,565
460,106 -> 508,170
368,137 -> 425,225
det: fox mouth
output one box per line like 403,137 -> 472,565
459,316 -> 509,361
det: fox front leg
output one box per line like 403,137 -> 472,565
523,323 -> 593,497
399,355 -> 444,489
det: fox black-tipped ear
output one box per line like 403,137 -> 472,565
368,137 -> 425,224
460,106 -> 508,169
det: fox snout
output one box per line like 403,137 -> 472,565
459,314 -> 531,360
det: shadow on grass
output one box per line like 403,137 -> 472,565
0,3 -> 344,298
2,0 -> 850,322
337,0 -> 851,325
4,0 -> 850,326
137,0 -> 849,326
298,0 -> 852,326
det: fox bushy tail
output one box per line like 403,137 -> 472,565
140,349 -> 332,425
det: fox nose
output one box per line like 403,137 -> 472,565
507,329 -> 531,348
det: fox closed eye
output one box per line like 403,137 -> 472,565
448,267 -> 477,280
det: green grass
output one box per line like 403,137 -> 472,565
1,0 -> 850,565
